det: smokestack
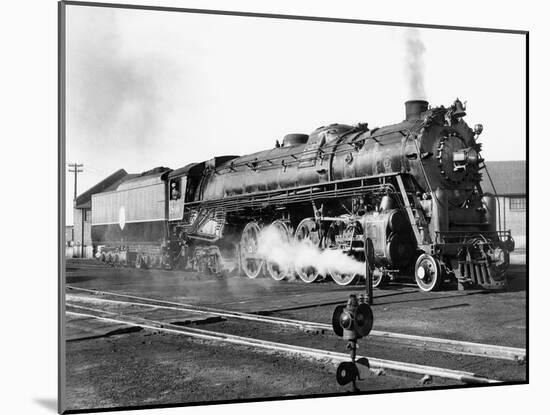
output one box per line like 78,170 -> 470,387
405,100 -> 429,121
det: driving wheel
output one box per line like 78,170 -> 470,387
294,218 -> 322,283
240,222 -> 265,278
266,220 -> 294,281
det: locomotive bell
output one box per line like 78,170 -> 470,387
453,98 -> 467,118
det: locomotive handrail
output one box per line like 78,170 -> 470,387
435,230 -> 511,244
184,176 -> 400,214
435,230 -> 511,235
188,173 -> 401,207
193,186 -> 395,213
480,162 -> 503,233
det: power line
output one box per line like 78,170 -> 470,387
68,163 -> 84,202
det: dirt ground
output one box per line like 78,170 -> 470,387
65,330 -> 441,411
63,259 -> 527,412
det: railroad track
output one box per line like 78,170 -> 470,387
65,302 -> 500,385
66,285 -> 526,362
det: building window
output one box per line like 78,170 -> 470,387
509,197 -> 526,211
85,210 -> 92,221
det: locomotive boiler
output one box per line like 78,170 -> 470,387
91,98 -> 514,291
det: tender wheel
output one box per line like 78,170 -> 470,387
414,254 -> 442,292
372,268 -> 389,288
294,218 -> 322,283
135,254 -> 143,269
329,271 -> 360,286
174,246 -> 189,270
266,220 -> 294,281
240,222 -> 265,278
142,255 -> 151,269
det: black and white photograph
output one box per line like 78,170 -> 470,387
57,1 -> 528,413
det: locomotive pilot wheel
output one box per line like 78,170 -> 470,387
240,222 -> 265,279
414,254 -> 442,292
294,218 -> 322,283
266,220 -> 294,281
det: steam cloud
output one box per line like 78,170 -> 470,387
405,28 -> 426,100
257,225 -> 366,278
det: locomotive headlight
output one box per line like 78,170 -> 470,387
453,148 -> 479,168
453,151 -> 466,162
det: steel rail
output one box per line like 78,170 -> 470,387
66,286 -> 525,362
65,304 -> 499,384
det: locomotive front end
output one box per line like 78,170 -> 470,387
408,98 -> 515,290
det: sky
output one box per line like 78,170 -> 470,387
65,5 -> 526,224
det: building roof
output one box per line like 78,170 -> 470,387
483,160 -> 526,196
75,169 -> 133,209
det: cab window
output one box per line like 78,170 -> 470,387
170,179 -> 181,200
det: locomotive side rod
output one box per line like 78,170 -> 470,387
66,305 -> 500,385
66,287 -> 526,362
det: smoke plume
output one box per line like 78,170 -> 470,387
66,8 -> 185,164
257,225 -> 366,278
405,28 -> 426,99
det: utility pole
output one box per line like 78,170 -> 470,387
68,163 -> 84,258
68,163 -> 83,202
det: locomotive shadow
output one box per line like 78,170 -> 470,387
506,277 -> 526,292
504,264 -> 527,292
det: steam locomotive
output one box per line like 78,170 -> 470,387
91,98 -> 514,291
